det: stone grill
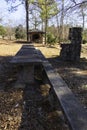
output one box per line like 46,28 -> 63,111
60,27 -> 82,61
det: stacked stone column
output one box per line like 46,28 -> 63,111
60,27 -> 82,61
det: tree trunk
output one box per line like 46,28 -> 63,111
60,0 -> 64,41
56,14 -> 61,44
45,18 -> 47,45
44,0 -> 47,45
25,0 -> 29,42
42,19 -> 44,32
82,9 -> 85,30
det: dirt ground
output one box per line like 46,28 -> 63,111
0,39 -> 87,130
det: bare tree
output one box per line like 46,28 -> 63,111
79,2 -> 87,30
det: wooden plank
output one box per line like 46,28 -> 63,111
22,45 -> 35,49
37,50 -> 87,130
15,45 -> 36,56
16,50 -> 37,56
11,58 -> 42,64
12,55 -> 41,60
10,55 -> 42,64
16,49 -> 37,56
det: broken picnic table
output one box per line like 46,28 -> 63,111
10,45 -> 42,87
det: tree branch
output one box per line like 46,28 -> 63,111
70,0 -> 76,4
59,0 -> 87,16
5,0 -> 24,12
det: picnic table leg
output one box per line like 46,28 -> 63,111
14,64 -> 34,89
22,64 -> 34,83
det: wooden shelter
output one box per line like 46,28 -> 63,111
28,29 -> 45,43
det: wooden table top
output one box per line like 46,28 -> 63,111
10,45 -> 42,64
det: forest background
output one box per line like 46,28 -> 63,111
0,0 -> 87,44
